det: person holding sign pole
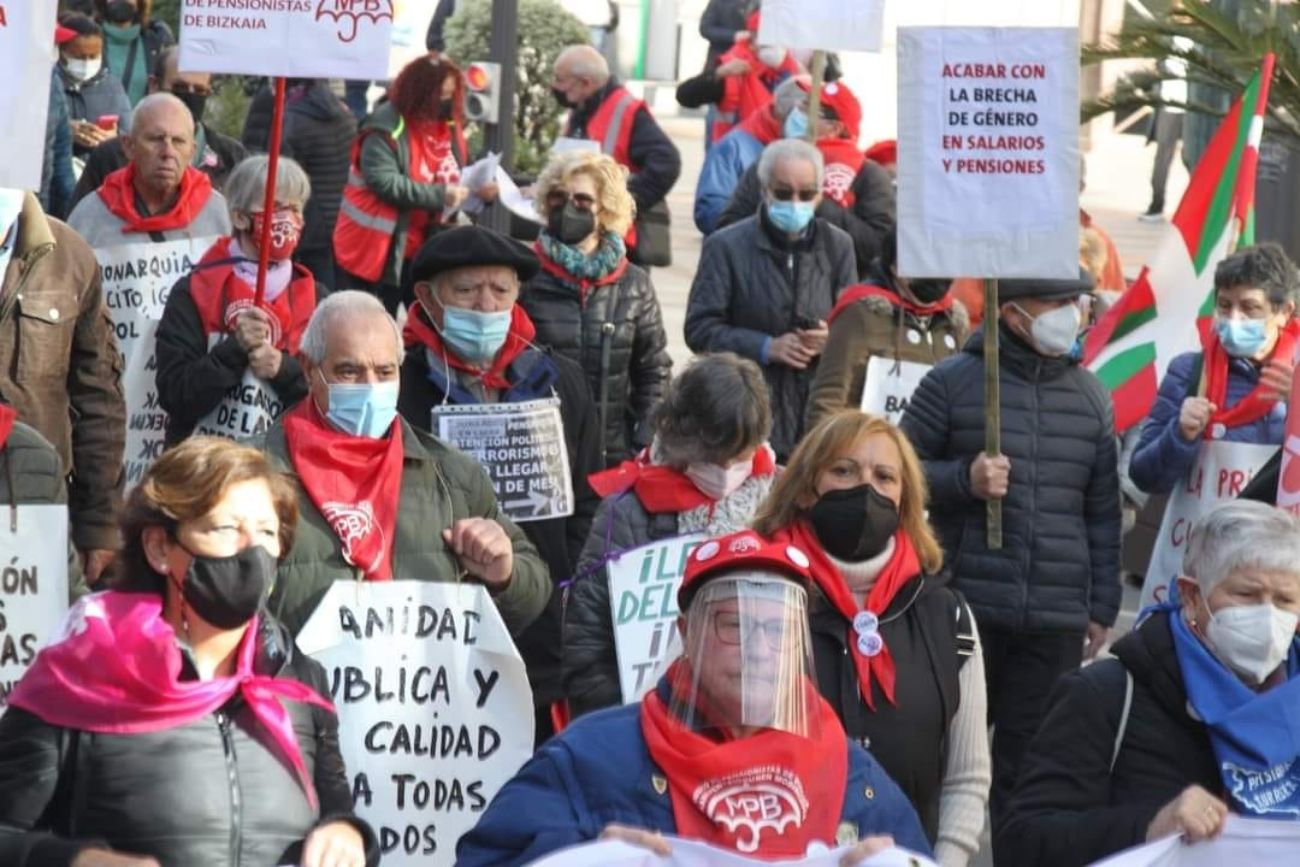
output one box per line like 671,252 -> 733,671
0,437 -> 378,867
753,411 -> 990,866
397,224 -> 602,743
459,529 -> 930,865
898,272 -> 1122,840
563,353 -> 778,717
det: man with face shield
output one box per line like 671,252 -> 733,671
458,529 -> 931,866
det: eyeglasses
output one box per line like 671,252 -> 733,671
545,190 -> 597,212
770,187 -> 819,202
712,611 -> 791,649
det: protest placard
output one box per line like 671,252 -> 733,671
756,0 -> 884,54
608,535 -> 705,704
295,580 -> 533,867
178,0 -> 394,79
432,398 -> 573,523
860,358 -> 934,426
0,0 -> 58,191
1094,816 -> 1300,866
97,237 -> 217,488
896,27 -> 1079,279
0,505 -> 69,715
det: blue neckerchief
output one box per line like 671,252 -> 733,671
1167,603 -> 1300,817
424,345 -> 558,405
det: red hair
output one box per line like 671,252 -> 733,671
389,53 -> 464,125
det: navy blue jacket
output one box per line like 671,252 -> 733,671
456,700 -> 932,866
694,125 -> 765,235
1130,350 -> 1287,495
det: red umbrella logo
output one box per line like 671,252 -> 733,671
315,0 -> 393,43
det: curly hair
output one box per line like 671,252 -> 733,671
534,150 -> 636,237
390,53 -> 465,125
652,353 -> 772,467
1214,242 -> 1300,310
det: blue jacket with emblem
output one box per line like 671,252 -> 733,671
455,699 -> 932,866
694,127 -> 765,235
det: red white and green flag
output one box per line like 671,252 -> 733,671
1084,53 -> 1276,432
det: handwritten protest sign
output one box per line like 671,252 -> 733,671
1095,816 -> 1300,866
756,0 -> 884,53
1141,441 -> 1276,608
0,0 -> 58,191
896,27 -> 1078,279
98,238 -> 217,487
608,535 -> 705,704
432,398 -> 573,524
179,0 -> 394,79
193,359 -> 287,442
0,505 -> 69,714
860,358 -> 934,426
296,581 -> 533,866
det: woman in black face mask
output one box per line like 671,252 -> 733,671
0,437 -> 378,867
520,150 -> 672,466
752,411 -> 990,864
806,226 -> 969,431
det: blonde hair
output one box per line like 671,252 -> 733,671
752,411 -> 944,574
534,150 -> 635,237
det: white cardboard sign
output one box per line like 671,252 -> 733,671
193,335 -> 287,442
896,27 -> 1079,279
860,358 -> 933,426
0,505 -> 70,715
295,580 -> 534,867
756,0 -> 884,54
608,535 -> 704,704
179,0 -> 394,80
0,0 -> 58,191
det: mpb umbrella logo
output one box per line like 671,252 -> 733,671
315,0 -> 393,43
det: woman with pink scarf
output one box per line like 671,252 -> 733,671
0,437 -> 376,867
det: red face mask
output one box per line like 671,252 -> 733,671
249,208 -> 303,261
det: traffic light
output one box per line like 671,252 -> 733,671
464,61 -> 502,125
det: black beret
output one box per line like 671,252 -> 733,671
409,225 -> 539,284
998,267 -> 1095,303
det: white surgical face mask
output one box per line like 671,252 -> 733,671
686,459 -> 753,501
63,56 -> 102,83
756,45 -> 786,68
1205,602 -> 1299,685
1014,302 -> 1081,357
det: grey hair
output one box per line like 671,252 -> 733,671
1182,500 -> 1300,593
128,92 -> 192,137
772,77 -> 805,121
757,139 -> 824,189
557,45 -> 610,85
299,290 -> 404,366
652,352 -> 772,468
223,155 -> 312,219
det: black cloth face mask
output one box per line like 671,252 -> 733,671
547,203 -> 596,245
908,279 -> 951,305
438,98 -> 456,119
105,1 -> 139,23
175,544 -> 274,630
551,87 -> 576,109
808,483 -> 900,562
172,90 -> 208,126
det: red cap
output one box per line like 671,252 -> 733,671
55,24 -> 79,45
798,79 -> 862,142
864,139 -> 897,167
679,530 -> 812,610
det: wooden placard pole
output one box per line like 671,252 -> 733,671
984,277 -> 1003,549
806,50 -> 827,144
253,76 -> 287,308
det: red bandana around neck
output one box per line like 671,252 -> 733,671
815,138 -> 866,210
639,660 -> 848,858
402,302 -> 535,392
188,237 -> 315,351
0,404 -> 16,448
8,591 -> 333,808
588,445 -> 777,514
774,522 -> 922,710
97,163 -> 214,234
1203,318 -> 1300,434
283,400 -> 404,580
828,282 -> 955,326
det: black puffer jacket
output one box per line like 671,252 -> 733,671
520,253 -> 672,466
684,211 -> 856,460
0,615 -> 379,867
898,325 -> 1122,633
995,610 -> 1221,866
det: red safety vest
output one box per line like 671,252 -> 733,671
581,86 -> 643,171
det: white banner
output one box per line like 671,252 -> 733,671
896,27 -> 1079,279
860,358 -> 933,426
0,504 -> 69,715
179,0 -> 394,79
0,0 -> 58,191
528,837 -> 939,866
1141,440 -> 1276,608
98,237 -> 217,488
296,580 -> 533,867
608,535 -> 704,704
757,0 -> 884,53
1092,816 -> 1300,866
193,334 -> 286,442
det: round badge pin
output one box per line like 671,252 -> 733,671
786,546 -> 810,568
695,541 -> 720,561
906,329 -> 922,345
857,632 -> 884,657
852,610 -> 879,635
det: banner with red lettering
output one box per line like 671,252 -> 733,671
0,0 -> 58,191
896,26 -> 1078,279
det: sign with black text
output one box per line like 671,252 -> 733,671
860,358 -> 933,426
0,505 -> 69,714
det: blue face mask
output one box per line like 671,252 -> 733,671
319,374 -> 399,439
1215,316 -> 1269,358
783,107 -> 808,140
767,200 -> 816,234
437,303 -> 512,364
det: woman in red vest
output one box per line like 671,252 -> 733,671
156,155 -> 316,445
333,53 -> 498,316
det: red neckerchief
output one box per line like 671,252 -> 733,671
1203,318 -> 1300,434
815,137 -> 866,210
0,404 -> 15,448
736,105 -> 783,145
9,593 -> 333,808
187,237 -> 314,352
402,302 -> 536,391
827,282 -> 954,326
639,659 -> 848,857
96,163 -> 214,234
533,242 -> 630,306
773,522 -> 922,709
588,445 -> 777,514
283,400 -> 404,581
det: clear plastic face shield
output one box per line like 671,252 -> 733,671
670,574 -> 819,739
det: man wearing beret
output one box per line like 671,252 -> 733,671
398,225 -> 602,744
898,272 -> 1122,846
